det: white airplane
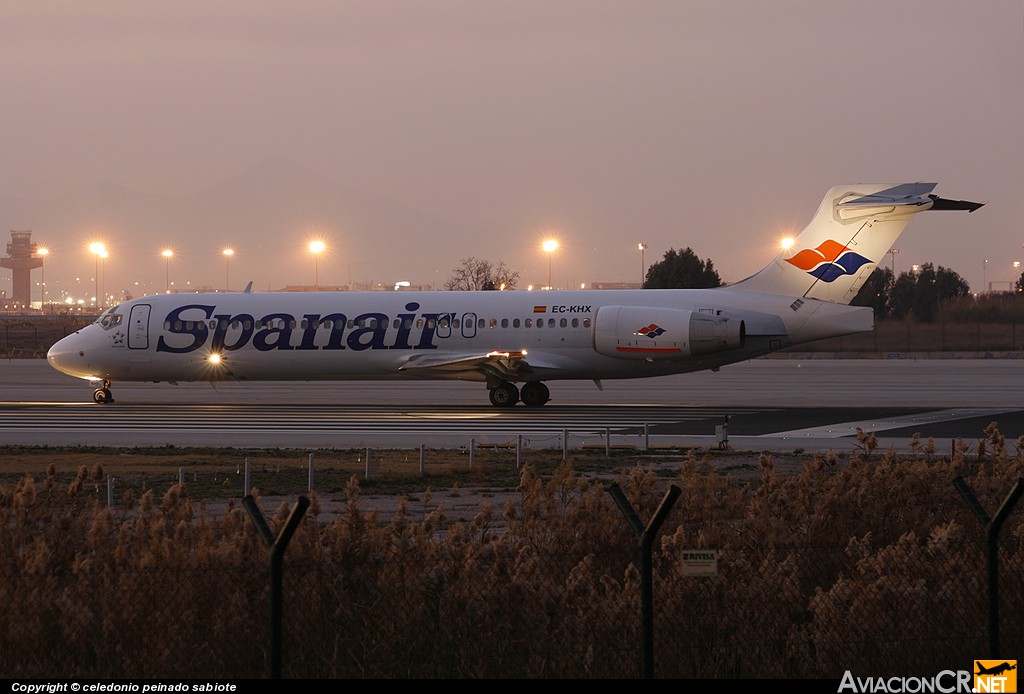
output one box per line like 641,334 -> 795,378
47,182 -> 982,407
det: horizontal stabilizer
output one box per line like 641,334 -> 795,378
927,194 -> 985,212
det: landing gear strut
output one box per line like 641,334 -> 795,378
93,380 -> 114,404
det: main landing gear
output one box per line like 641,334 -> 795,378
93,380 -> 114,404
488,381 -> 550,408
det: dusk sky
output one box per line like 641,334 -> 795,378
1,2 -> 1022,301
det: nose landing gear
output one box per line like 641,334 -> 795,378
93,380 -> 114,404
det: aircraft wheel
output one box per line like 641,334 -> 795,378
93,388 -> 114,404
488,382 -> 519,407
520,382 -> 550,407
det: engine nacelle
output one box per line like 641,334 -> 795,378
593,306 -> 745,360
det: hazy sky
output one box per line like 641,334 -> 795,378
2,1 -> 1022,299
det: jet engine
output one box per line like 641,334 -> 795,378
593,305 -> 745,360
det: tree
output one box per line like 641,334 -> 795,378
444,257 -> 519,291
643,247 -> 721,289
889,263 -> 970,322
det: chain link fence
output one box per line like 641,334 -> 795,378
0,456 -> 1021,678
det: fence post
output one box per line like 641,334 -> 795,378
307,452 -> 314,492
470,438 -> 475,467
244,457 -> 251,496
419,444 -> 426,475
953,476 -> 1024,658
644,422 -> 649,452
243,495 -> 310,679
606,482 -> 681,679
107,475 -> 114,509
605,427 -> 611,458
365,448 -> 372,479
562,428 -> 568,461
516,435 -> 523,469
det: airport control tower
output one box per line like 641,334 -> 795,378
0,230 -> 43,307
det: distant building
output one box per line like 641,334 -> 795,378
275,284 -> 351,293
0,230 -> 44,308
589,281 -> 642,290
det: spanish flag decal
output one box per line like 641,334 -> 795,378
533,306 -> 547,313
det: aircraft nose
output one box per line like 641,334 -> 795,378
47,334 -> 94,379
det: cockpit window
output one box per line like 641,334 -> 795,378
97,308 -> 124,330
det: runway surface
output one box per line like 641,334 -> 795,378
3,358 -> 1023,453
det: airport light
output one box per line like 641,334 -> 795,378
223,248 -> 234,291
162,249 -> 174,293
780,237 -> 795,251
638,243 -> 647,287
542,239 -> 559,289
37,247 -> 49,307
309,240 -> 326,290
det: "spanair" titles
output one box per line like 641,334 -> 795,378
155,302 -> 445,354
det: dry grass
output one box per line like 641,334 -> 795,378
0,430 -> 1022,678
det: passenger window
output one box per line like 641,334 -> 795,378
453,319 -> 460,329
417,319 -> 424,328
572,318 -> 579,328
525,318 -> 532,328
501,318 -> 509,328
548,318 -> 555,328
427,318 -> 435,329
560,318 -> 567,328
489,319 -> 497,329
583,317 -> 591,328
478,319 -> 485,329
512,318 -> 520,328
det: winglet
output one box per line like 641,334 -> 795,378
243,281 -> 253,294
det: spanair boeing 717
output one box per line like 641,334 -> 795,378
47,182 -> 983,406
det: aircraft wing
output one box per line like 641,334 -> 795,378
399,350 -> 536,381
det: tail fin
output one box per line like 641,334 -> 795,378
732,183 -> 983,304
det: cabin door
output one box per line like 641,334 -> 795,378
128,304 -> 151,349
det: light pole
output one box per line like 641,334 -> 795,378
37,247 -> 48,308
638,243 -> 647,287
889,248 -> 899,274
100,249 -> 108,307
223,248 -> 234,291
89,242 -> 106,309
983,258 -> 988,295
542,239 -> 558,289
309,241 -> 326,290
162,249 -> 174,293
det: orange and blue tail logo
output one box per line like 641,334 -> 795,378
784,240 -> 872,283
638,324 -> 665,338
